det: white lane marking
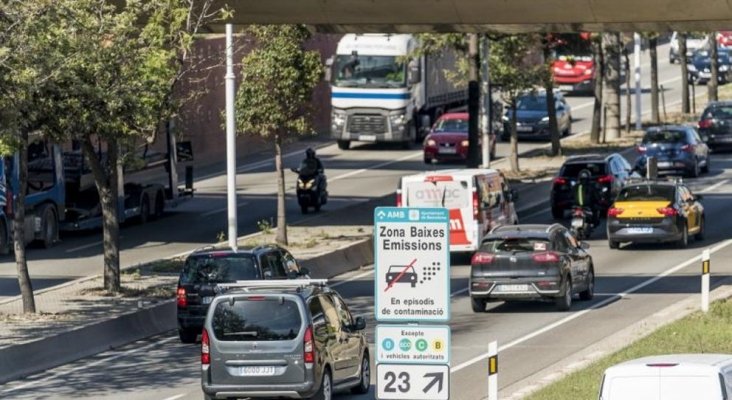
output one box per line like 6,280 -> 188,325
701,179 -> 730,193
450,238 -> 732,374
1,336 -> 179,394
161,395 -> 186,400
199,201 -> 250,218
328,152 -> 423,183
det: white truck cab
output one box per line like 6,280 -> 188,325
599,354 -> 732,400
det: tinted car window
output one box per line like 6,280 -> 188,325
433,118 -> 468,133
481,237 -> 550,253
212,298 -> 301,341
617,185 -> 675,202
643,130 -> 689,144
180,255 -> 259,284
702,105 -> 732,120
516,95 -> 547,111
561,162 -> 607,177
260,251 -> 288,279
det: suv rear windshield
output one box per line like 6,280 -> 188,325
702,105 -> 732,120
481,237 -> 550,253
212,298 -> 302,341
180,255 -> 259,284
617,185 -> 675,202
561,162 -> 606,177
643,130 -> 688,144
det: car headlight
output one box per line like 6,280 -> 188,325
461,140 -> 469,147
584,68 -> 593,76
540,116 -> 550,123
389,113 -> 406,130
502,115 -> 509,122
332,111 -> 346,127
688,64 -> 697,72
721,65 -> 729,72
426,139 -> 437,146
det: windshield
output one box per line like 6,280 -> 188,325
212,298 -> 302,342
643,130 -> 688,144
693,49 -> 730,63
180,255 -> 259,284
703,105 -> 732,120
404,180 -> 470,209
480,237 -> 550,253
617,185 -> 675,202
516,96 -> 548,111
433,118 -> 468,133
333,54 -> 406,88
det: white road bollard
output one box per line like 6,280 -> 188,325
702,249 -> 710,313
488,341 -> 498,400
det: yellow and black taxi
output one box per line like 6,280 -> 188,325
607,180 -> 705,249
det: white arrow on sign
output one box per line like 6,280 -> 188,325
376,364 -> 450,400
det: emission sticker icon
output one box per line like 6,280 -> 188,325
376,325 -> 451,365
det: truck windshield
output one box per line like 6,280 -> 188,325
333,55 -> 406,88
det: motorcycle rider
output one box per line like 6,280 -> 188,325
573,169 -> 600,227
297,148 -> 325,192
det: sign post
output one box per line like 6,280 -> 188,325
375,207 -> 451,400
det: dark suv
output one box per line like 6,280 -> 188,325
201,280 -> 370,400
550,153 -> 632,219
176,245 -> 309,343
698,100 -> 732,149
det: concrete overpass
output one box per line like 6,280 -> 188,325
214,0 -> 732,32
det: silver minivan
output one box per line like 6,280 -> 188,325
201,280 -> 370,400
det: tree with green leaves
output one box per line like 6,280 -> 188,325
234,25 -> 323,245
490,34 -> 543,172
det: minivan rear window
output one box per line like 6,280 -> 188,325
560,162 -> 606,177
180,255 -> 259,284
643,130 -> 688,144
404,180 -> 470,209
212,298 -> 302,341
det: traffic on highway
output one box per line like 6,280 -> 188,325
3,31 -> 732,400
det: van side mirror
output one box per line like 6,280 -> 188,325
353,316 -> 366,330
408,59 -> 421,85
324,56 -> 334,82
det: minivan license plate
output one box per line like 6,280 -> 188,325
240,366 -> 276,376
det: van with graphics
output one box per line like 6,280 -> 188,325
397,169 -> 519,252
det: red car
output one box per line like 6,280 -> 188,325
719,31 -> 732,48
422,113 -> 496,164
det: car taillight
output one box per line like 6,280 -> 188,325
681,144 -> 695,153
553,177 -> 567,185
472,189 -> 479,219
304,326 -> 315,364
176,286 -> 187,308
573,207 -> 585,216
698,119 -> 713,129
201,328 -> 210,365
471,252 -> 495,264
657,207 -> 678,216
596,175 -> 614,184
636,145 -> 647,153
607,207 -> 624,217
396,192 -> 402,207
533,252 -> 560,263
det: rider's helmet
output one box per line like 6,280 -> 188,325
305,148 -> 316,159
578,169 -> 591,184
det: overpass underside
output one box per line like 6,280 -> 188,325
216,0 -> 732,32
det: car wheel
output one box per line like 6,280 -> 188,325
555,278 -> 572,311
551,206 -> 564,220
179,328 -> 198,343
701,156 -> 710,173
153,192 -> 165,219
337,140 -> 350,150
579,267 -> 595,301
471,297 -> 487,313
40,205 -> 58,249
687,159 -> 700,178
695,216 -> 706,241
310,368 -> 332,400
608,240 -> 619,249
351,354 -> 371,394
677,222 -> 689,248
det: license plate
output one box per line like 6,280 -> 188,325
517,126 -> 533,132
559,85 -> 574,91
240,366 -> 276,376
657,161 -> 672,168
496,284 -> 530,292
627,227 -> 653,234
571,218 -> 584,228
202,296 -> 213,304
438,147 -> 457,154
358,134 -> 376,142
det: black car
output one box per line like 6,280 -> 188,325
469,224 -> 594,312
635,126 -> 710,177
550,153 -> 633,219
176,244 -> 309,343
698,101 -> 732,150
687,48 -> 732,85
502,91 -> 572,141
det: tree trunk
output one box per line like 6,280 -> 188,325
82,137 -> 120,292
14,130 -> 35,313
509,98 -> 520,172
467,33 -> 481,168
603,33 -> 622,140
624,48 -> 632,133
679,33 -> 690,114
544,42 -> 561,156
650,36 -> 660,124
709,33 -> 719,102
274,132 -> 288,245
591,38 -> 604,144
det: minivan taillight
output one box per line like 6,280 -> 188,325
201,328 -> 210,365
471,252 -> 495,264
176,286 -> 187,308
304,326 -> 315,364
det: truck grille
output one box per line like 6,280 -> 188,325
348,115 -> 387,134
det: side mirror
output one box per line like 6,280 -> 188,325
580,241 -> 590,250
353,316 -> 366,331
408,59 -> 421,85
324,56 -> 334,82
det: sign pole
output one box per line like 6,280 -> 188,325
487,341 -> 498,400
225,24 -> 238,251
702,249 -> 710,313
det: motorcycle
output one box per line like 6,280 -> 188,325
570,206 -> 594,239
290,167 -> 328,214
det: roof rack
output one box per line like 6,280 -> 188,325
215,279 -> 329,293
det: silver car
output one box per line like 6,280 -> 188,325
201,280 -> 370,400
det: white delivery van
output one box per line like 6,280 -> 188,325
599,354 -> 732,400
397,168 -> 519,252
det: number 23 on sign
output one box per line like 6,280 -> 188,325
376,364 -> 449,400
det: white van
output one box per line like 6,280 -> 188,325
599,354 -> 732,400
397,168 -> 519,252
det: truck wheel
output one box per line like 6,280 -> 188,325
139,195 -> 150,224
337,140 -> 350,150
153,192 -> 165,219
40,205 -> 58,249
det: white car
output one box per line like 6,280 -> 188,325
599,354 -> 732,400
669,32 -> 709,64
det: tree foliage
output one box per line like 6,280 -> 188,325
234,25 -> 323,245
